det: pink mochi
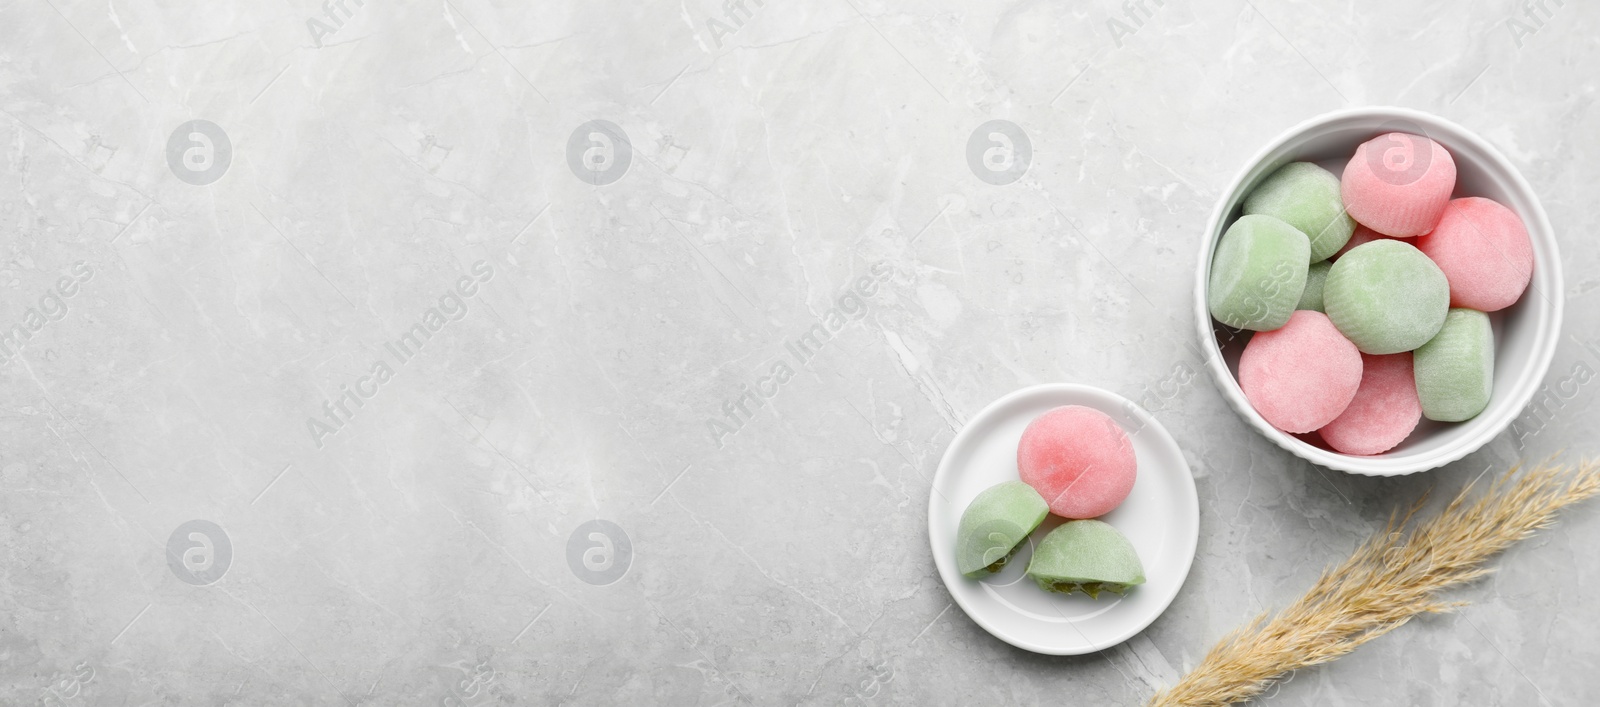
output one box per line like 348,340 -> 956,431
1333,224 -> 1392,260
1318,353 -> 1422,456
1017,405 -> 1137,519
1238,310 -> 1363,434
1342,133 -> 1456,237
1414,197 -> 1533,312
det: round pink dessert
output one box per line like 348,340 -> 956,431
1318,353 -> 1422,456
1333,224 -> 1391,260
1016,405 -> 1136,519
1414,197 -> 1533,312
1341,132 -> 1456,237
1238,310 -> 1363,434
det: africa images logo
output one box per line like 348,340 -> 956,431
967,120 -> 1032,186
1364,120 -> 1435,187
566,520 -> 632,586
567,120 -> 632,186
166,520 -> 232,586
304,261 -> 495,449
166,120 -> 232,186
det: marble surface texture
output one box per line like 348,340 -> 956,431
2,1 -> 1598,705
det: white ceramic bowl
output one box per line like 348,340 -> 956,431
1195,107 -> 1563,476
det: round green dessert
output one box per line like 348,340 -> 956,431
1297,260 -> 1332,313
1243,162 -> 1356,262
1208,215 -> 1310,331
1323,240 -> 1449,354
1025,520 -> 1145,598
1414,308 -> 1494,422
955,481 -> 1049,578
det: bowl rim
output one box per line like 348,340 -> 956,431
1193,106 -> 1564,476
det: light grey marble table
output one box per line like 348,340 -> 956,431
2,1 -> 1597,705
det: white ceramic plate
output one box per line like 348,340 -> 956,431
927,384 -> 1199,655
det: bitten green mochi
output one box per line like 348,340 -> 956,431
1208,215 -> 1310,331
1323,240 -> 1449,354
1025,520 -> 1146,598
1297,260 -> 1332,313
1414,308 -> 1494,422
955,481 -> 1048,578
1243,162 -> 1356,262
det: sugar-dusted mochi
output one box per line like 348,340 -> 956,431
1208,215 -> 1310,331
1324,239 -> 1450,354
1414,197 -> 1534,312
1414,308 -> 1495,422
1297,260 -> 1332,312
955,481 -> 1049,578
1017,406 -> 1137,519
1319,353 -> 1422,456
1342,132 -> 1456,237
1334,224 -> 1392,260
1238,310 -> 1363,433
1026,520 -> 1146,598
1244,162 -> 1357,262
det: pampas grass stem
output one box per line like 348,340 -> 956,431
1149,459 -> 1600,707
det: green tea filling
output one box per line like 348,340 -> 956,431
983,545 -> 1022,574
1034,579 -> 1132,599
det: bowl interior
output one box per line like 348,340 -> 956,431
1200,109 -> 1562,475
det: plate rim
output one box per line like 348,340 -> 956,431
926,383 -> 1201,655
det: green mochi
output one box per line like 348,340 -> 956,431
1243,162 -> 1356,262
1208,215 -> 1310,331
1414,308 -> 1494,422
955,481 -> 1048,578
1324,240 -> 1449,354
1025,520 -> 1146,598
1297,260 -> 1332,313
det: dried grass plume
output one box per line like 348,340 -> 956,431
1150,459 -> 1600,707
